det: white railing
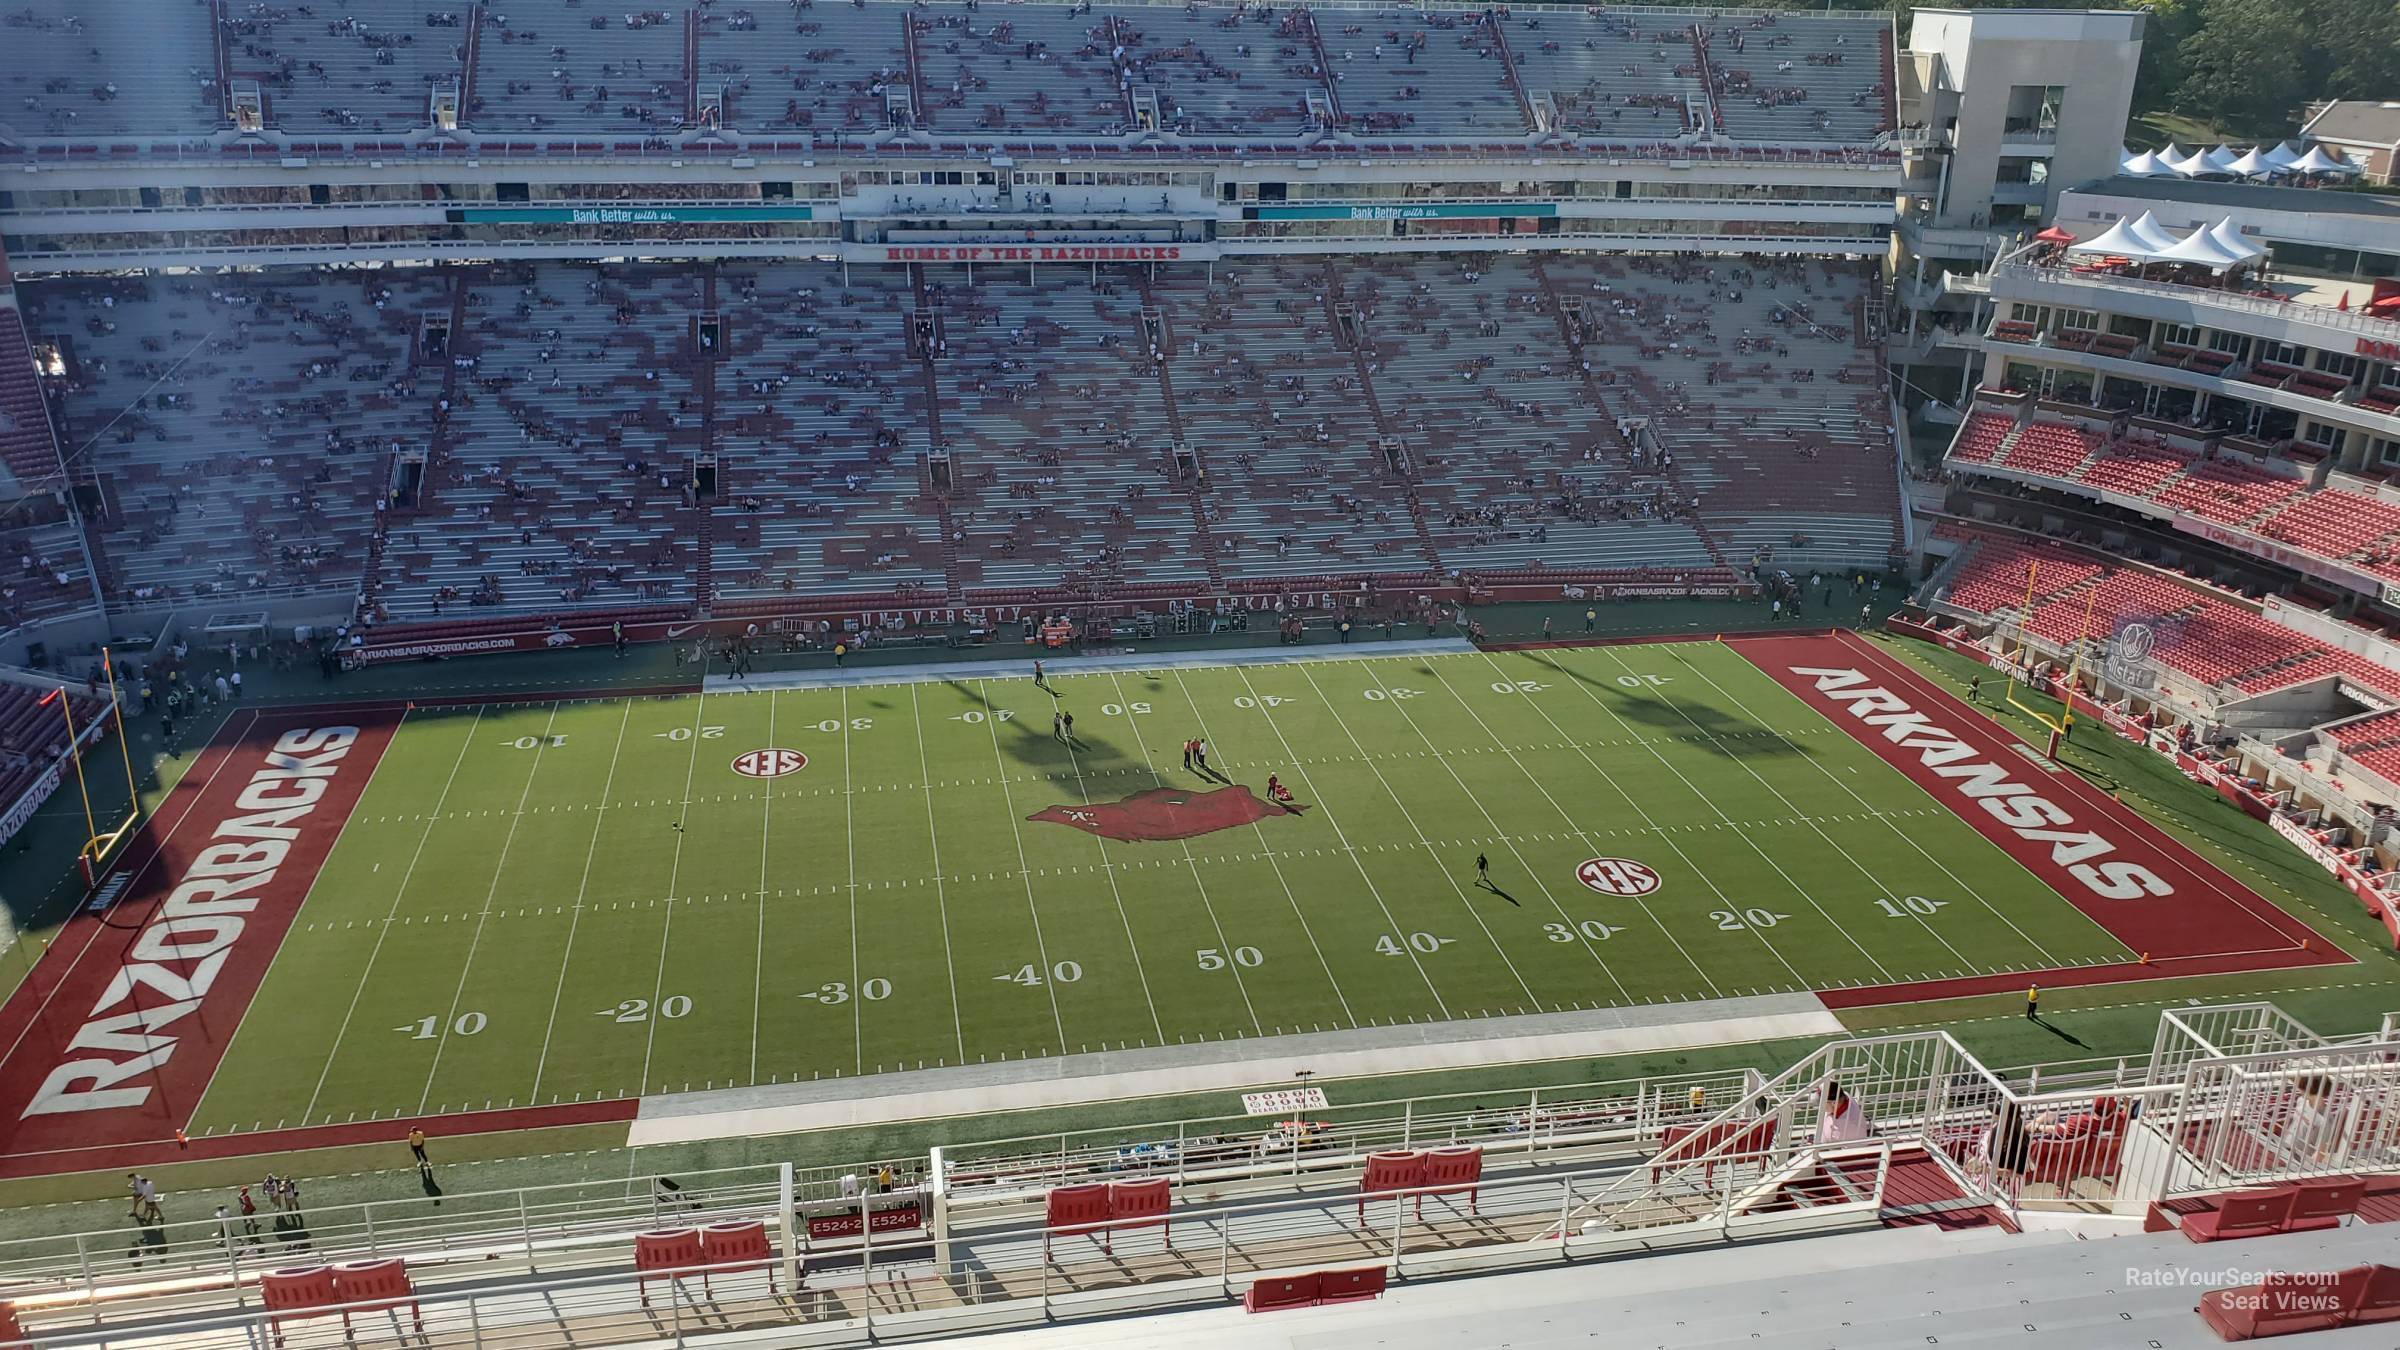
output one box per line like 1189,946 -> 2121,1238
936,1066 -> 1762,1207
0,1147 -> 1893,1350
1992,261 -> 2400,341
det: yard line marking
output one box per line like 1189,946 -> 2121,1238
907,683 -> 970,1064
1205,668 -> 1452,1015
1037,687 -> 1169,1044
1669,646 -> 2073,966
751,690 -> 777,1084
1101,672 -> 1261,1036
1470,649 -> 1772,996
973,681 -> 1068,1052
841,688 -> 863,1075
638,694 -> 709,1095
416,704 -> 560,1113
1292,664 -> 1548,1006
1165,669 -> 1356,1026
1401,663 -> 1639,1003
299,706 -> 485,1124
1534,649 -> 1893,983
1610,645 -> 1983,973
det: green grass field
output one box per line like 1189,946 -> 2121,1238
191,640 -> 2139,1135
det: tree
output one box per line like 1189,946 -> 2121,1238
2171,0 -> 2311,134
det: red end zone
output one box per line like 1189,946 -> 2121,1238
0,709 -> 401,1170
1731,631 -> 2350,1007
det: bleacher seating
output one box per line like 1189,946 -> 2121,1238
10,252 -> 1896,623
2149,457 -> 2305,525
1997,419 -> 2100,477
1948,408 -> 2015,464
0,680 -> 102,813
1933,528 -> 2400,704
0,1 -> 1896,151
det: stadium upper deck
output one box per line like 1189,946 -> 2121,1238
0,1 -> 1896,155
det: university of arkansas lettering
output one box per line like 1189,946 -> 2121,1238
21,725 -> 367,1120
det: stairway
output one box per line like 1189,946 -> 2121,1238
1527,255 -> 1731,571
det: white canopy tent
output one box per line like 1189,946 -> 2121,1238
2291,144 -> 2358,175
2066,216 -> 2166,259
2120,149 -> 2179,177
2124,210 -> 2184,252
2164,147 -> 2214,175
2261,141 -> 2304,169
2205,217 -> 2265,261
2223,147 -> 2275,178
2148,225 -> 2246,271
2199,145 -> 2244,174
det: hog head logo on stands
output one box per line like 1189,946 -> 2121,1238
1031,785 -> 1300,841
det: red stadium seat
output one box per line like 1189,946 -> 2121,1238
0,1302 -> 18,1344
1043,1184 -> 1113,1258
260,1266 -> 339,1346
330,1258 -> 422,1336
1243,1273 -> 1321,1313
1318,1266 -> 1390,1304
1107,1179 -> 1172,1250
2351,1264 -> 2400,1324
698,1219 -> 779,1292
2197,1270 -> 2348,1339
2181,1188 -> 2296,1242
634,1229 -> 706,1306
1357,1151 -> 1427,1222
1418,1146 -> 1484,1215
2285,1176 -> 2365,1232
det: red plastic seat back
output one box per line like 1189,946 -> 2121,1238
2353,1264 -> 2400,1324
1243,1273 -> 1321,1313
1360,1151 -> 1427,1195
2292,1176 -> 2365,1223
0,1301 -> 19,1342
1318,1266 -> 1388,1304
1421,1146 -> 1483,1190
1045,1183 -> 1112,1233
699,1220 -> 772,1267
330,1258 -> 413,1305
635,1229 -> 705,1273
2204,1189 -> 2296,1237
1108,1179 -> 1171,1224
262,1266 -> 338,1313
2251,1271 -> 2349,1332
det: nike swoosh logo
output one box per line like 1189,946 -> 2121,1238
665,624 -> 700,638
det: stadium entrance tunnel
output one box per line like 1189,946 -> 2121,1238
1030,785 -> 1303,841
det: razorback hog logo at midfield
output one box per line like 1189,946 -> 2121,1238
21,726 -> 362,1119
1791,668 -> 2171,901
1030,785 -> 1299,842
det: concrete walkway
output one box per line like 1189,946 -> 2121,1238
700,638 -> 1476,693
627,993 -> 1840,1146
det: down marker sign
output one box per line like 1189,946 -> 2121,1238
1575,857 -> 1661,897
732,748 -> 809,779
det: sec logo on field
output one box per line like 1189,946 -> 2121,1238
1575,857 -> 1660,897
732,748 -> 808,779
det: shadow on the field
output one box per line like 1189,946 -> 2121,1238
1522,654 -> 1814,759
943,678 -> 1138,772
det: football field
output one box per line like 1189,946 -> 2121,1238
0,631 -> 2341,1160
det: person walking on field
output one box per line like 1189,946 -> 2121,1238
1182,738 -> 1197,771
1474,852 -> 1491,888
1194,739 -> 1210,773
2025,985 -> 2040,1020
1062,710 -> 1075,742
408,1127 -> 429,1166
